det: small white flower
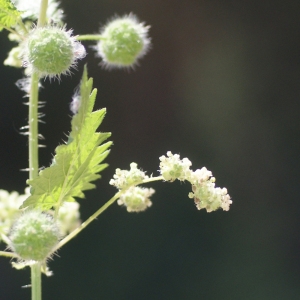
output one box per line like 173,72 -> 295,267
188,170 -> 232,212
187,167 -> 212,185
110,163 -> 148,190
57,202 -> 81,236
0,188 -> 29,242
117,186 -> 154,212
159,151 -> 192,182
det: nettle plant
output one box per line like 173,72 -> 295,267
0,0 -> 232,299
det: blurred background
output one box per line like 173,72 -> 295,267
1,0 -> 300,299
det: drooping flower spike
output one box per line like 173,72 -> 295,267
159,152 -> 232,212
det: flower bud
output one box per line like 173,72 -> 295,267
23,26 -> 86,78
9,210 -> 60,262
96,14 -> 150,68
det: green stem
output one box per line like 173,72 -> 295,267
17,18 -> 28,35
3,26 -> 25,40
0,251 -> 19,258
29,2 -> 49,300
76,34 -> 104,41
28,72 -> 39,180
53,191 -> 122,252
53,176 -> 164,252
37,0 -> 48,27
31,262 -> 42,300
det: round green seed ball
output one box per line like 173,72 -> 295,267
9,210 -> 60,262
27,27 -> 74,77
98,16 -> 150,67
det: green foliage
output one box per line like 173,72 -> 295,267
22,66 -> 112,210
0,0 -> 22,31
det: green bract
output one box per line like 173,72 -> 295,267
25,26 -> 85,78
97,14 -> 150,68
9,210 -> 60,261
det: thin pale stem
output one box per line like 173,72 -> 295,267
53,191 -> 122,251
17,18 -> 29,35
28,72 -> 39,180
0,251 -> 19,258
31,262 -> 42,300
54,176 -> 164,251
37,0 -> 48,27
76,34 -> 105,41
3,26 -> 25,40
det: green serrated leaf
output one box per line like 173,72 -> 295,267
22,66 -> 112,211
0,0 -> 22,31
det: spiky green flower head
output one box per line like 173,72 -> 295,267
8,210 -> 60,262
23,26 -> 86,79
96,14 -> 151,69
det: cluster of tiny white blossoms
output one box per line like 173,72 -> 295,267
51,202 -> 81,236
110,163 -> 153,212
109,162 -> 149,190
0,189 -> 29,241
117,187 -> 154,212
159,151 -> 232,212
159,151 -> 192,182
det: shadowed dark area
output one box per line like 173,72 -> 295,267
1,0 -> 300,299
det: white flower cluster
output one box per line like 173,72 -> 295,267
56,202 -> 81,236
0,189 -> 29,241
159,152 -> 232,212
117,187 -> 154,212
110,163 -> 154,212
159,151 -> 192,182
109,163 -> 148,190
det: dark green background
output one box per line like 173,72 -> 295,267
1,0 -> 299,299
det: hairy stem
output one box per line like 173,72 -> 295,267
28,73 -> 39,180
29,1 -> 49,300
31,262 -> 42,300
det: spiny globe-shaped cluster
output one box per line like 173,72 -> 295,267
96,14 -> 151,68
9,210 -> 60,262
24,26 -> 86,78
